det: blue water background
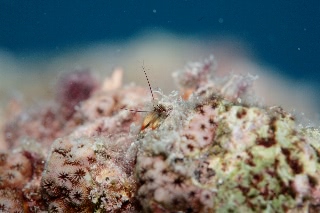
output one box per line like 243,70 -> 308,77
0,1 -> 319,84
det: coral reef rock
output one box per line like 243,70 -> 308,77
0,56 -> 319,212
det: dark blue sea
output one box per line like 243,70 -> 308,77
0,1 -> 319,116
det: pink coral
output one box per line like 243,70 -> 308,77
4,70 -> 103,149
41,134 -> 138,212
41,137 -> 95,212
4,105 -> 65,148
0,149 -> 45,212
0,151 -> 32,189
0,57 -> 319,212
0,189 -> 24,212
40,76 -> 146,211
136,155 -> 210,212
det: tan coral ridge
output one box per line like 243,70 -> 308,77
0,57 -> 319,212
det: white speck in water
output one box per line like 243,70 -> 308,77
298,48 -> 300,51
218,18 -> 224,23
153,9 -> 157,13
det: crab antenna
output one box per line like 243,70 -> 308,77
142,61 -> 155,106
122,108 -> 151,113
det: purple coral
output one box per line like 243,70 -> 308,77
56,69 -> 98,119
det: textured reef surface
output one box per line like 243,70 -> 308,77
0,56 -> 319,212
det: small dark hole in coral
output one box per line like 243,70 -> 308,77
209,118 -> 214,125
73,191 -> 83,201
148,177 -> 154,183
173,176 -> 184,187
236,108 -> 247,119
96,107 -> 104,115
207,168 -> 216,177
189,191 -> 196,198
308,175 -> 318,187
200,124 -> 206,130
162,169 -> 168,175
187,144 -> 194,151
7,172 -> 15,180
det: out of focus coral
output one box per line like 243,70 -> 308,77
56,69 -> 98,119
0,143 -> 45,212
4,69 -> 98,149
0,56 -> 319,212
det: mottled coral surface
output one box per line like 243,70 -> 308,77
0,57 -> 319,212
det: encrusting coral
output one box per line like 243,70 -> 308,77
3,69 -> 98,149
0,143 -> 45,212
0,56 -> 319,212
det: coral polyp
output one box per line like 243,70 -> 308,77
0,57 -> 319,212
